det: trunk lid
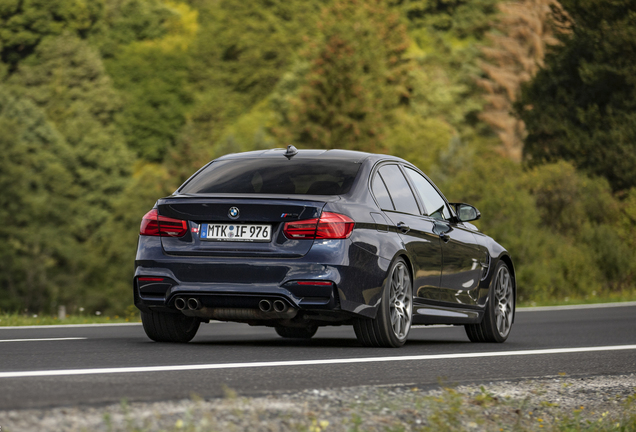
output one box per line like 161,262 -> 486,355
158,195 -> 328,257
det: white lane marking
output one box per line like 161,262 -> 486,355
0,337 -> 86,343
1,344 -> 635,379
517,301 -> 636,312
0,323 -> 141,330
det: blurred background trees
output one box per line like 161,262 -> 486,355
0,0 -> 634,314
519,0 -> 636,192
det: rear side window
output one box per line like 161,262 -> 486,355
179,159 -> 361,195
372,174 -> 394,210
377,165 -> 420,215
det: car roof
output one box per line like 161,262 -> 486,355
215,148 -> 407,165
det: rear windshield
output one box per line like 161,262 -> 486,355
179,158 -> 362,195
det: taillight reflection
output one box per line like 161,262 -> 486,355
283,212 -> 354,240
140,209 -> 188,237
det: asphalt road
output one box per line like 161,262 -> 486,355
1,303 -> 635,410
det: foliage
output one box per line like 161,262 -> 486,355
103,1 -> 198,161
84,162 -> 176,312
0,87 -> 78,311
275,0 -> 411,152
439,144 -> 635,302
387,0 -> 502,168
397,0 -> 500,132
0,0 -> 102,69
519,0 -> 636,192
181,0 -> 327,162
478,0 -> 571,161
0,32 -> 135,313
0,0 -> 635,314
7,34 -> 132,236
189,0 -> 325,109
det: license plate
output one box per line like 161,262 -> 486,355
200,223 -> 271,242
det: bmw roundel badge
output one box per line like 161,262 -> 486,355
228,206 -> 240,219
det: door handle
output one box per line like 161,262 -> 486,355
397,222 -> 410,234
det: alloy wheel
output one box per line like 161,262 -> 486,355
494,265 -> 513,338
389,262 -> 412,340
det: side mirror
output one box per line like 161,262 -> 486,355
451,203 -> 481,222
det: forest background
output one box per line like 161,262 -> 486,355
1,0 -> 635,315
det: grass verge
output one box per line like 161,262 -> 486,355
88,380 -> 636,432
517,289 -> 636,308
0,311 -> 140,326
2,375 -> 635,431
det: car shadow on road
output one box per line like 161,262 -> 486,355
188,337 -> 472,348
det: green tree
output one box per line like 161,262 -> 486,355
0,88 -> 78,312
395,0 -> 500,134
278,0 -> 411,151
8,34 -> 133,240
5,34 -> 135,311
189,0 -> 325,109
90,0 -> 173,57
519,0 -> 636,191
85,162 -> 176,312
380,0 -> 503,170
103,0 -> 198,161
172,0 -> 326,167
477,0 -> 570,162
0,0 -> 102,71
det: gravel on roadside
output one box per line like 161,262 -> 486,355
2,373 -> 635,432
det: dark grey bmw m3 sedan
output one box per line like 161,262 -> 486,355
134,146 -> 515,347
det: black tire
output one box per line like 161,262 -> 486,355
353,258 -> 413,348
465,261 -> 514,343
141,311 -> 200,343
275,326 -> 318,339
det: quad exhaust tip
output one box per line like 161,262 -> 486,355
175,297 -> 201,311
258,299 -> 272,312
174,297 -> 186,311
273,300 -> 287,312
187,298 -> 201,311
178,297 -> 289,314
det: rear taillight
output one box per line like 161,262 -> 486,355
283,212 -> 354,240
140,209 -> 188,237
138,277 -> 165,282
283,218 -> 320,239
315,212 -> 355,239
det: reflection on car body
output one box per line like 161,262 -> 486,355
135,147 -> 516,347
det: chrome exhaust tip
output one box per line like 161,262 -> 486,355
273,300 -> 287,313
187,298 -> 201,310
174,297 -> 186,311
258,299 -> 272,312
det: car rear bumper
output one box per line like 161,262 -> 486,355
134,236 -> 390,319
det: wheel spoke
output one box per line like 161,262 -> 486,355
391,309 -> 399,325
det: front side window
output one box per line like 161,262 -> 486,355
377,165 -> 420,215
404,167 -> 450,220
